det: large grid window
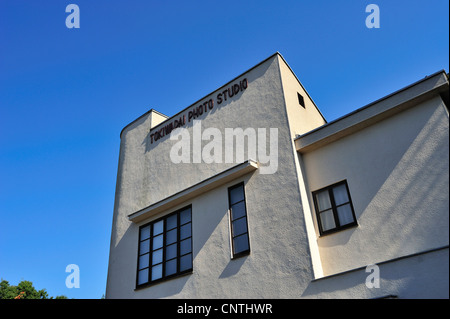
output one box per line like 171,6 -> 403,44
312,180 -> 357,236
136,206 -> 192,287
228,183 -> 250,258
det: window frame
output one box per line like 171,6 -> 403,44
228,182 -> 251,258
312,180 -> 357,236
297,92 -> 305,108
135,205 -> 193,289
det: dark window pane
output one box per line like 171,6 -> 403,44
140,239 -> 150,254
138,253 -> 149,270
180,238 -> 191,255
153,234 -> 163,250
180,254 -> 192,272
316,190 -> 331,211
151,264 -> 162,281
140,226 -> 150,240
180,208 -> 191,225
232,217 -> 247,237
229,185 -> 244,205
320,209 -> 336,231
298,92 -> 305,108
153,220 -> 163,236
152,248 -> 163,265
333,184 -> 349,205
165,243 -> 177,260
233,234 -> 249,255
165,259 -> 177,276
180,223 -> 191,240
166,214 -> 177,230
337,204 -> 354,226
230,201 -> 246,221
166,229 -> 177,245
138,269 -> 148,285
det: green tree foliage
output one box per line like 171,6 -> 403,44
0,279 -> 68,299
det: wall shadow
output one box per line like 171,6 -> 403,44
313,99 -> 449,276
219,256 -> 248,279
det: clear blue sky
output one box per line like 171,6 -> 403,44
0,0 -> 448,299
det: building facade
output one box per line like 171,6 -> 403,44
106,53 -> 449,299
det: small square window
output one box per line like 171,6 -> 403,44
297,92 -> 305,108
312,181 -> 357,235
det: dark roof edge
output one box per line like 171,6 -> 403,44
275,53 -> 328,124
119,52 -> 285,139
295,69 -> 449,141
119,108 -> 167,139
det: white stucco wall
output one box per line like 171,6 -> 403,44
106,54 -> 326,298
106,53 -> 449,298
301,96 -> 449,277
303,247 -> 448,299
277,57 -> 328,279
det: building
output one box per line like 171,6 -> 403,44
106,53 -> 449,299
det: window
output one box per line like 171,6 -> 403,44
297,92 -> 305,108
312,180 -> 357,235
228,183 -> 250,257
136,206 -> 192,287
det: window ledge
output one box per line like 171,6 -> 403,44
318,222 -> 359,237
128,160 -> 259,223
134,270 -> 193,291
